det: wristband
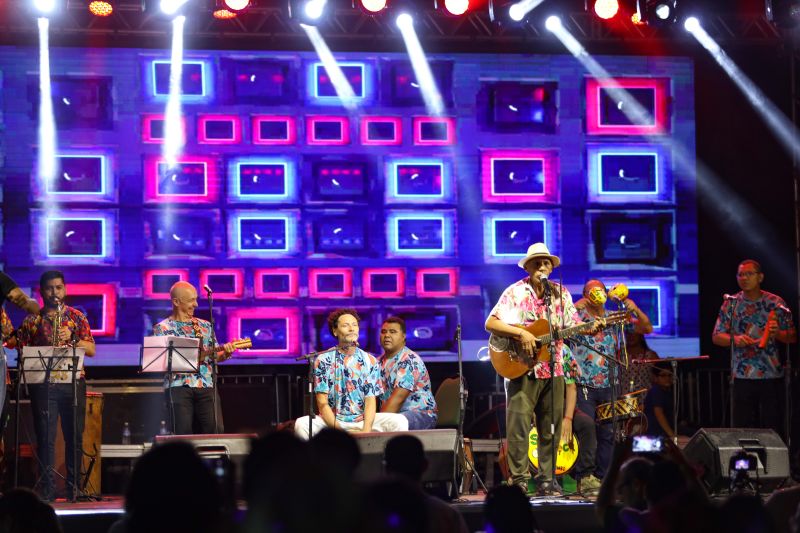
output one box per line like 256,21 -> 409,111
564,416 -> 572,421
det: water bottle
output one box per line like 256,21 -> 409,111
121,422 -> 131,445
159,420 -> 168,436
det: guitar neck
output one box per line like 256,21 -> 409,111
538,321 -> 596,346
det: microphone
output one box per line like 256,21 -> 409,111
203,284 -> 213,296
775,303 -> 792,314
723,293 -> 740,301
540,273 -> 551,295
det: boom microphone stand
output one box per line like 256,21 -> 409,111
726,294 -> 742,428
541,276 -> 560,493
204,285 -> 220,434
454,324 -> 487,495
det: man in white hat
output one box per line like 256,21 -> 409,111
485,242 -> 596,496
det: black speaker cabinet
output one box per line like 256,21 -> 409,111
351,429 -> 458,489
683,428 -> 790,493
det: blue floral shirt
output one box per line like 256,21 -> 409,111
713,290 -> 796,379
573,307 -> 622,389
315,346 -> 382,423
153,317 -> 214,388
380,346 -> 437,416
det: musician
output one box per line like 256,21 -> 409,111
153,281 -> 234,435
572,280 -> 652,491
0,271 -> 42,316
16,271 -> 95,501
485,243 -> 586,496
378,316 -> 438,430
712,259 -> 796,434
294,308 -> 408,439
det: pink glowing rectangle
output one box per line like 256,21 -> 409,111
481,148 -> 560,204
144,155 -> 220,204
226,307 -> 300,357
253,268 -> 300,299
66,283 -> 117,337
362,268 -> 406,298
309,268 -> 354,298
416,268 -> 458,298
252,116 -> 297,145
199,269 -> 244,300
585,77 -> 670,136
143,269 -> 189,300
413,116 -> 456,146
306,116 -> 350,146
360,116 -> 402,146
142,114 -> 186,144
197,114 -> 242,144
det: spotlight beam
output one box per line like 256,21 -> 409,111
301,24 -> 359,111
508,0 -> 545,22
396,15 -> 444,117
687,20 -> 800,162
163,15 -> 186,170
38,17 -> 57,186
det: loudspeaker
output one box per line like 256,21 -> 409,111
352,429 -> 458,487
683,428 -> 790,493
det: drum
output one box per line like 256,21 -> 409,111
595,389 -> 646,423
528,426 -> 579,476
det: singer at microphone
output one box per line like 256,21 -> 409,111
293,308 -> 409,439
712,259 -> 797,434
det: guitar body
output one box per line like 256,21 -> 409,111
489,320 -> 554,380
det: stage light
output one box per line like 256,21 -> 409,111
305,0 -> 327,19
213,7 -> 236,18
396,11 -> 413,26
160,0 -> 189,15
396,11 -> 444,116
224,0 -> 249,9
766,0 -> 800,29
594,0 -> 618,19
442,0 -> 469,16
544,14 -> 561,31
359,0 -> 388,14
162,15 -> 186,171
654,2 -> 670,18
495,0 -> 544,23
33,0 -> 57,14
684,15 -> 699,31
88,0 -> 113,16
643,0 -> 676,25
37,16 -> 57,188
289,0 -> 328,24
302,25 -> 360,111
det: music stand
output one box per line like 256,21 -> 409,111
140,336 -> 200,435
16,346 -> 85,500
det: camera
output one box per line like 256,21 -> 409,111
632,435 -> 664,454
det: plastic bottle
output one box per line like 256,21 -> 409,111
122,422 -> 131,445
159,420 -> 168,436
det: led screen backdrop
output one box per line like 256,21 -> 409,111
0,48 -> 697,363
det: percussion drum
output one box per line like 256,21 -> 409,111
527,426 -> 579,476
595,389 -> 646,423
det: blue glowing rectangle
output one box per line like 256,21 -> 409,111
386,211 -> 456,257
227,210 -> 299,258
147,59 -> 212,102
144,209 -> 221,259
587,144 -> 672,203
386,158 -> 452,204
35,153 -> 114,203
32,209 -> 117,265
156,162 -> 207,196
228,157 -> 297,203
310,62 -> 371,105
589,210 -> 675,269
222,58 -> 292,103
482,210 -> 559,264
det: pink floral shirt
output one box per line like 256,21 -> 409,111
490,277 -> 580,379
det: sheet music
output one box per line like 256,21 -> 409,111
140,335 -> 200,373
20,346 -> 86,384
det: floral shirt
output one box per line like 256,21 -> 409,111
314,346 -> 382,423
153,317 -> 214,388
380,346 -> 437,416
572,307 -> 624,389
713,290 -> 796,379
16,306 -> 94,379
489,277 -> 580,379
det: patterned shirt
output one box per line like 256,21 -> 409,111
16,306 -> 94,379
380,346 -> 437,416
713,290 -> 796,379
153,317 -> 214,388
489,277 -> 580,379
314,346 -> 382,423
573,307 -> 623,389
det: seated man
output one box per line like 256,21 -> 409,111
295,308 -> 408,439
378,316 -> 438,430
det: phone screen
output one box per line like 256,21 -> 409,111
632,435 -> 663,453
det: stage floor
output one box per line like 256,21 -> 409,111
51,493 -> 602,533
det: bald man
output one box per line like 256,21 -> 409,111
153,282 -> 233,435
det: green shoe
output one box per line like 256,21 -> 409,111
577,474 -> 602,496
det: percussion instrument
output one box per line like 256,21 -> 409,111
595,388 -> 646,423
527,426 -> 579,476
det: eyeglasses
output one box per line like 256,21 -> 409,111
737,271 -> 760,278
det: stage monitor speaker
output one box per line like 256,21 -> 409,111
683,428 -> 789,493
153,433 -> 257,496
352,429 -> 458,492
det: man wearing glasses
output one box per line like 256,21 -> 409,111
712,259 -> 796,434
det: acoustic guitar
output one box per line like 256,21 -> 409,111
199,337 -> 252,363
488,311 -> 629,379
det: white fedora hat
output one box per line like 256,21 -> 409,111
517,242 -> 561,269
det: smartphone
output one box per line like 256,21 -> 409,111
632,435 -> 664,453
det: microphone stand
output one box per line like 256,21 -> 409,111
296,345 -> 337,438
205,288 -> 220,434
541,280 -> 560,493
727,296 -> 741,428
454,324 -> 487,495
